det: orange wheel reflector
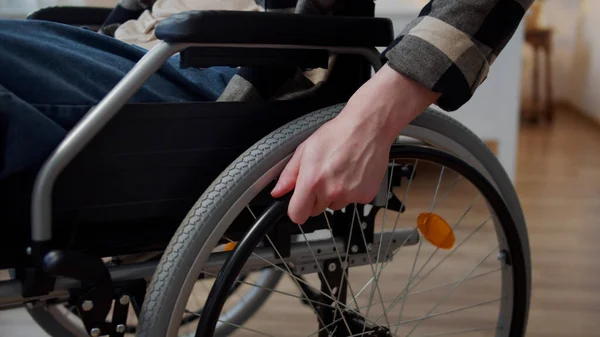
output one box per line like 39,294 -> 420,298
417,212 -> 455,249
224,242 -> 237,251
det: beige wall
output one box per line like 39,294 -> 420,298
522,0 -> 600,120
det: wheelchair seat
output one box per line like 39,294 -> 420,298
0,97 -> 334,268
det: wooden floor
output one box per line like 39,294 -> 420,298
513,108 -> 600,336
1,107 -> 600,336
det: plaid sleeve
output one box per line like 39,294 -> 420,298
381,0 -> 533,111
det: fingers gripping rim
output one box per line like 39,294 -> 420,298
136,104 -> 343,337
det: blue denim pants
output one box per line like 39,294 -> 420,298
0,19 -> 237,180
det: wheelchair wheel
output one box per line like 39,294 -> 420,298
136,104 -> 531,337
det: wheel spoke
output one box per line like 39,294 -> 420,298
430,166 -> 446,212
342,161 -> 422,313
375,168 -> 462,289
348,160 -> 421,308
216,318 -> 276,337
246,206 -> 257,219
354,267 -> 502,311
393,166 -> 445,334
346,331 -> 397,337
323,211 -> 360,312
367,159 -> 400,331
394,231 -> 423,335
413,326 -> 498,337
182,310 -> 276,337
430,176 -> 462,211
378,160 -> 420,275
383,193 -> 483,308
401,216 -> 494,296
298,225 -> 354,336
373,159 -> 397,280
306,315 -> 347,337
395,297 -> 501,325
374,213 -> 492,326
404,266 -> 502,299
264,234 -> 331,331
354,205 -> 392,332
201,270 -> 334,309
405,244 -> 500,336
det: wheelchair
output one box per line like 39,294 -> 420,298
0,2 -> 531,336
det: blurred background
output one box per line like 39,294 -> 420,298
1,0 -> 599,336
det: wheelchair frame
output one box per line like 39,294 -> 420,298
0,2 -> 531,336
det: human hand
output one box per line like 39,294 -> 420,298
270,64 -> 440,224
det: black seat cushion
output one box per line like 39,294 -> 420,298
155,10 -> 394,47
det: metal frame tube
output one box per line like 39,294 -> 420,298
4,226 -> 411,308
31,42 -> 186,242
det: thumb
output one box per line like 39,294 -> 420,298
271,146 -> 303,198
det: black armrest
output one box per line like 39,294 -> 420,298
27,6 -> 113,26
155,10 -> 394,47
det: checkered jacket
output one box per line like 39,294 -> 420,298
223,0 -> 533,111
378,0 -> 534,111
122,0 -> 533,111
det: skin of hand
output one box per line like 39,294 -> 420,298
270,63 -> 441,224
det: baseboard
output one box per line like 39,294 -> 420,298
555,100 -> 600,128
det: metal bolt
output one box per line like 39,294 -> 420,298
90,327 -> 101,337
328,263 -> 337,272
81,300 -> 94,312
351,245 -> 359,253
367,243 -> 373,252
25,247 -> 32,255
498,251 -> 507,261
119,295 -> 130,306
361,222 -> 367,230
116,324 -> 126,333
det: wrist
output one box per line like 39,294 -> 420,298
340,64 -> 441,143
374,64 -> 441,140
